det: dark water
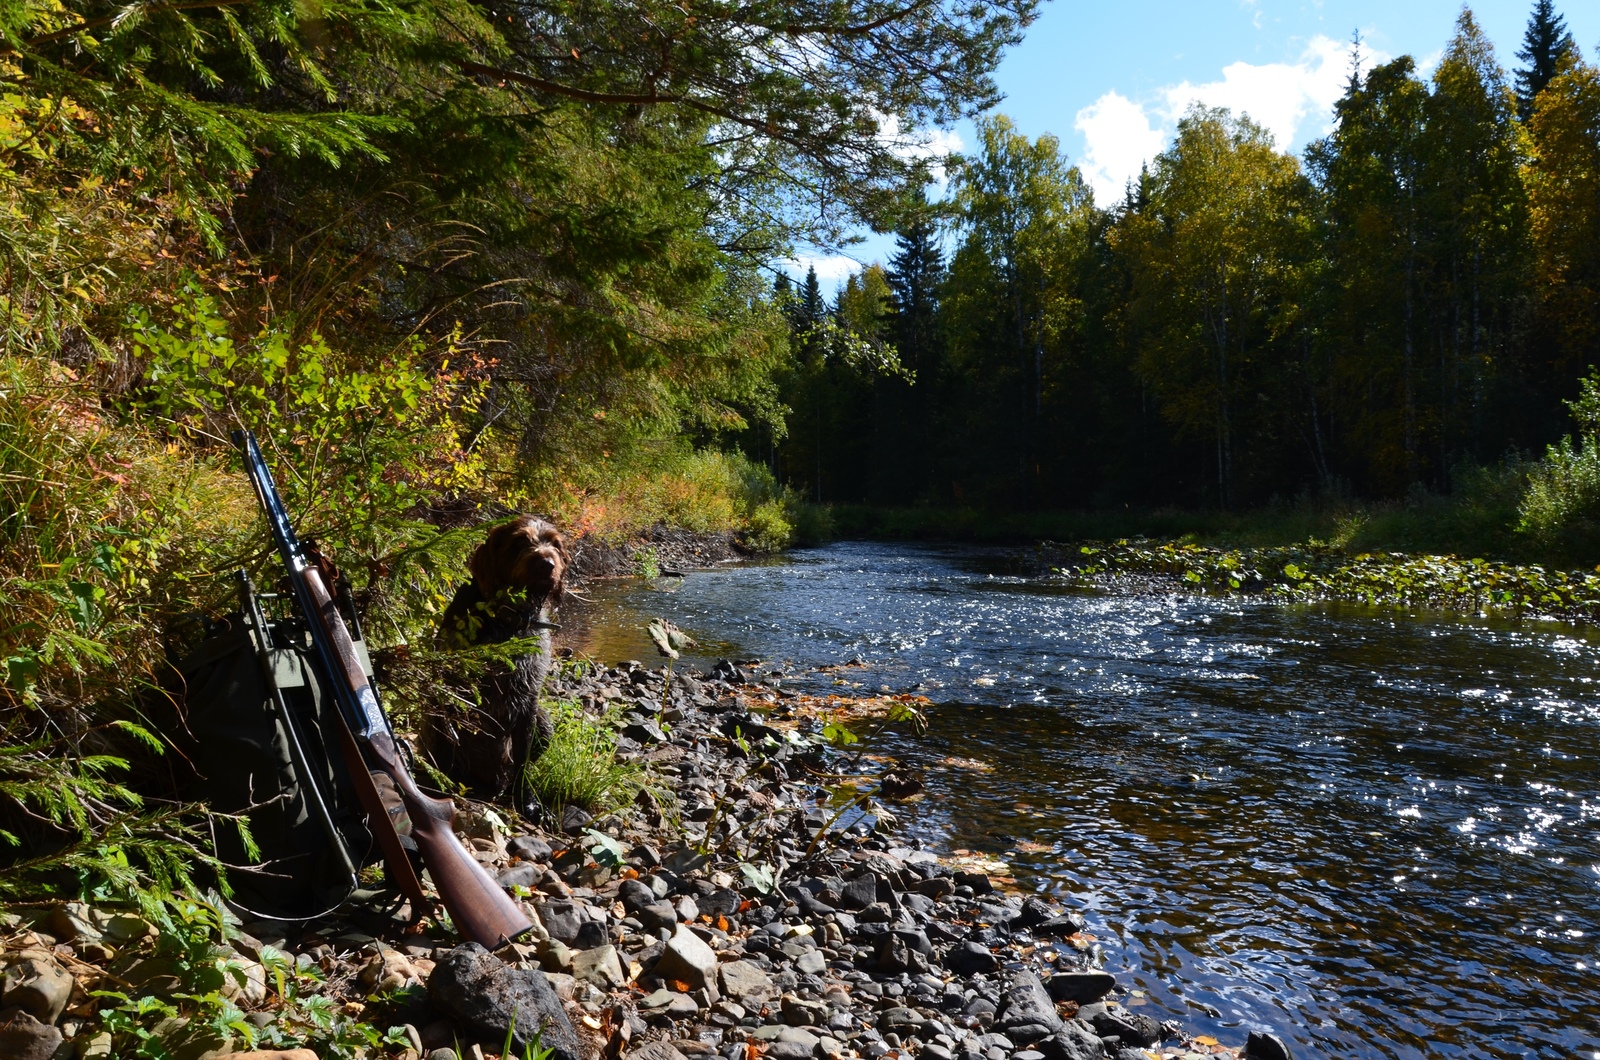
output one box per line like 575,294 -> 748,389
558,541 -> 1600,1059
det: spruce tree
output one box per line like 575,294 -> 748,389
886,212 -> 946,376
800,266 -> 827,334
1515,0 -> 1578,119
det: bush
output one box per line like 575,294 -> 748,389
537,445 -> 811,550
1518,367 -> 1600,561
523,699 -> 646,817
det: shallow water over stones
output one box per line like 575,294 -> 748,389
561,541 -> 1600,1060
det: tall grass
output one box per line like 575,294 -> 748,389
522,699 -> 647,817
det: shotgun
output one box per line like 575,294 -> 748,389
233,429 -> 533,948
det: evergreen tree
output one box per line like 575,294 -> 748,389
1515,0 -> 1578,120
800,267 -> 827,334
886,211 -> 946,379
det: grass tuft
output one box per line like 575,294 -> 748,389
523,699 -> 647,817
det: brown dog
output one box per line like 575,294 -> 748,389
422,516 -> 568,799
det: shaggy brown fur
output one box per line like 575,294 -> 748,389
422,516 -> 568,798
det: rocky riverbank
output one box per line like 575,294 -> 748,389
0,657 -> 1292,1060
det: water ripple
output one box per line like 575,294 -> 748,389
561,542 -> 1600,1060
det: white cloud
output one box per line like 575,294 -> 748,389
1072,35 -> 1383,204
1074,91 -> 1165,205
778,255 -> 862,287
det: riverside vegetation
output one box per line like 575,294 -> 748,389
4,0 -> 1600,1056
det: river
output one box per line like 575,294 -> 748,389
557,541 -> 1600,1059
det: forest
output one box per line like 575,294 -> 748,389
768,5 -> 1600,551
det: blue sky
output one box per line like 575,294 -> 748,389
784,0 -> 1600,289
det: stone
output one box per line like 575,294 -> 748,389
878,1007 -> 927,1034
877,933 -> 929,975
427,1051 -> 460,1060
995,971 -> 1063,1042
498,864 -> 542,890
572,945 -> 627,989
559,805 -> 593,835
46,903 -> 101,944
1038,1020 -> 1106,1060
508,835 -> 553,862
1043,972 -> 1116,1005
779,994 -> 829,1026
0,1007 -> 61,1060
537,900 -> 585,945
626,1044 -> 691,1060
1087,1008 -> 1160,1048
655,925 -> 718,991
1245,1031 -> 1293,1060
537,938 -> 574,973
574,920 -> 610,949
794,950 -> 826,975
718,960 -> 775,1005
839,875 -> 878,910
945,941 -> 998,977
619,879 -> 657,913
0,954 -> 74,1024
426,943 -> 582,1060
954,872 -> 993,895
231,1053 -> 321,1060
639,902 -> 679,934
1032,914 -> 1088,937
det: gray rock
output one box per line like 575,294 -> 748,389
426,943 -> 581,1060
1039,1020 -> 1106,1060
839,875 -> 879,910
572,945 -> 626,988
954,872 -> 993,894
559,804 -> 593,835
780,994 -> 829,1026
627,1044 -> 691,1060
702,888 -> 742,917
537,900 -> 585,945
945,941 -> 998,977
654,924 -> 718,991
536,938 -> 573,973
718,960 -> 775,1004
1043,971 -> 1116,1005
1087,1008 -> 1160,1048
878,933 -> 926,974
0,1007 -> 61,1060
0,955 -> 73,1024
619,878 -> 657,912
795,950 -> 827,975
508,835 -> 553,862
878,1007 -> 927,1034
639,901 -> 679,934
497,864 -> 542,890
1245,1030 -> 1293,1060
574,919 -> 609,949
427,1049 -> 460,1060
1032,914 -> 1088,937
995,971 -> 1063,1042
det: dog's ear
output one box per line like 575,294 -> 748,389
539,522 -> 569,603
468,520 -> 520,599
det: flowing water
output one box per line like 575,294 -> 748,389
558,541 -> 1600,1059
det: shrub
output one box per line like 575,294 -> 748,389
522,699 -> 646,817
